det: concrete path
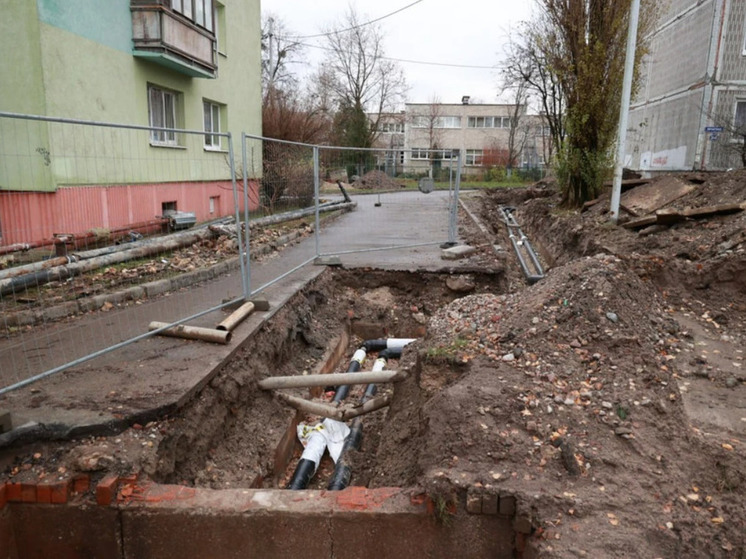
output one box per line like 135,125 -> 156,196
0,190 -> 482,442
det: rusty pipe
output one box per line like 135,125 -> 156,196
148,321 -> 231,344
216,302 -> 255,332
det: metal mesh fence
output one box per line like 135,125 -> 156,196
316,147 -> 460,261
0,113 -> 247,392
0,116 -> 462,394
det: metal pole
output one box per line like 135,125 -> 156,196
228,133 -> 249,300
241,132 -> 252,298
313,145 -> 321,257
610,0 -> 641,224
448,149 -> 463,245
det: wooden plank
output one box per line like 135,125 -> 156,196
682,202 -> 746,219
622,215 -> 658,229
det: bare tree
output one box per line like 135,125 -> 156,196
261,14 -> 304,101
502,23 -> 565,164
502,84 -> 531,177
512,1 -> 658,206
321,7 -> 407,148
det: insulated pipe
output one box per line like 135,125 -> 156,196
362,338 -> 418,353
258,370 -> 402,391
286,348 -> 367,490
500,206 -> 545,284
327,354 -> 389,491
216,301 -> 255,332
332,348 -> 367,403
148,321 -> 231,344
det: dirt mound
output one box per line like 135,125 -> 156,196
352,170 -> 403,190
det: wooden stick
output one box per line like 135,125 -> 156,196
257,370 -> 405,390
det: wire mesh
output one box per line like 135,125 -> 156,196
316,147 -> 460,260
0,113 -> 246,391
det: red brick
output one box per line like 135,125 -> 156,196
96,475 -> 119,506
0,483 -> 6,508
6,482 -> 22,502
50,480 -> 71,504
20,483 -> 36,503
72,474 -> 90,494
36,480 -> 53,504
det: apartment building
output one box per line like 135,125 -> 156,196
628,0 -> 746,171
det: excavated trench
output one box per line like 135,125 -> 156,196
152,269 -> 506,490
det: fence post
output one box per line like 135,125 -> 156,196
241,132 -> 252,298
313,145 -> 321,258
448,149 -> 463,245
228,132 -> 249,300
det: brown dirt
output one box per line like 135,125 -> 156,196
1,171 -> 745,558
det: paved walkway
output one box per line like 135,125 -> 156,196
0,190 -> 480,442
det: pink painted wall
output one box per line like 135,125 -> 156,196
0,181 -> 260,246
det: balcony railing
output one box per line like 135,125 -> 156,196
131,3 -> 216,79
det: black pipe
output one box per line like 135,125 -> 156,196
362,338 -> 416,353
332,348 -> 366,403
327,356 -> 387,491
286,458 -> 318,490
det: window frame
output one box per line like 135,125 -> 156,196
203,100 -> 223,150
172,0 -> 214,32
465,149 -> 484,166
148,85 -> 180,147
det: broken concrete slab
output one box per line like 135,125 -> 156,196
441,245 -> 476,261
314,256 -> 342,267
0,410 -> 12,434
621,176 -> 696,216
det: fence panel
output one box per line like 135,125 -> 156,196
0,113 -> 247,392
316,147 -> 461,261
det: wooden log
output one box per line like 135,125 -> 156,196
148,321 -> 231,344
216,302 -> 255,332
257,370 -> 405,391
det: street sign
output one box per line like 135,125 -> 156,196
705,126 -> 724,132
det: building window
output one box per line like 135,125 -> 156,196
465,149 -> 483,166
172,0 -> 214,31
734,100 -> 746,134
411,116 -> 461,129
203,100 -> 223,149
466,116 -> 512,128
215,1 -> 226,55
411,148 -> 429,160
148,85 -> 181,146
380,122 -> 404,133
209,196 -> 219,214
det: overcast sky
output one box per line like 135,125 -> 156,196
261,0 -> 536,105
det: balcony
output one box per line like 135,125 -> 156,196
131,2 -> 216,79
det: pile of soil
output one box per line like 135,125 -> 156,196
352,170 -> 404,190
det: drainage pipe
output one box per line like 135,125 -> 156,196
148,321 -> 231,344
499,206 -> 545,284
0,227 -> 215,297
216,301 -> 255,332
327,350 -> 396,491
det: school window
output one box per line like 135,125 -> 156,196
148,85 -> 181,146
203,100 -> 223,149
465,149 -> 483,166
411,148 -> 429,160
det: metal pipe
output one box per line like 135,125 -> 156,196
258,370 -> 402,391
362,338 -> 418,353
610,0 -> 642,223
500,206 -> 545,284
216,301 -> 255,332
275,393 -> 344,421
148,321 -> 232,344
